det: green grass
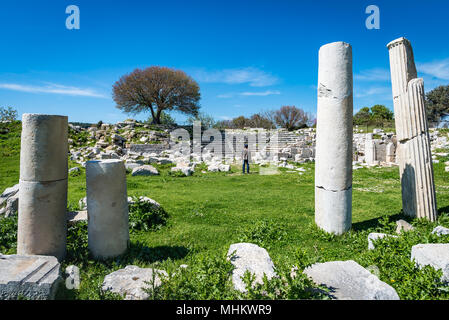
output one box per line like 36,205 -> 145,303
1,122 -> 449,300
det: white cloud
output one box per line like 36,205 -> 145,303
417,58 -> 449,80
193,67 -> 279,87
354,86 -> 391,99
217,90 -> 280,98
217,93 -> 234,98
240,90 -> 281,96
0,83 -> 108,98
217,115 -> 232,120
354,68 -> 390,82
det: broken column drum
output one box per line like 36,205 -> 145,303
17,114 -> 68,261
315,42 -> 353,235
86,159 -> 129,259
387,37 -> 437,221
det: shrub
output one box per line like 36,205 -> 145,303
237,219 -> 288,249
128,197 -> 169,231
0,215 -> 18,254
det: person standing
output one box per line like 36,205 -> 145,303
242,144 -> 250,174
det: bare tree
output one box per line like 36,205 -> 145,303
249,113 -> 275,129
112,66 -> 200,124
274,106 -> 309,130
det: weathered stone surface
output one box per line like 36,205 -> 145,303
86,160 -> 129,259
411,243 -> 449,282
315,187 -> 352,235
368,233 -> 398,250
131,165 -> 159,176
67,211 -> 88,226
68,167 -> 80,174
127,196 -> 161,208
387,37 -> 437,221
365,137 -> 377,165
227,243 -> 277,292
171,166 -> 193,176
207,164 -> 220,172
102,265 -> 167,300
315,41 -> 353,235
304,260 -> 400,300
3,193 -> 18,217
432,226 -> 449,236
219,164 -> 231,172
395,219 -> 415,234
0,183 -> 19,207
18,114 -> 68,261
17,179 -> 68,261
20,114 -> 68,182
0,254 -> 62,300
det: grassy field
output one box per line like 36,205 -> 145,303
1,121 -> 449,300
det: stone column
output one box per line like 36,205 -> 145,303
315,42 -> 353,235
86,159 -> 129,259
387,37 -> 437,221
386,142 -> 396,163
17,114 -> 68,261
365,134 -> 377,166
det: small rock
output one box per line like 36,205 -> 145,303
218,164 -> 231,172
132,165 -> 159,176
367,233 -> 398,250
207,164 -> 220,172
69,167 -> 80,174
4,194 -> 19,217
171,166 -> 193,176
0,183 -> 19,207
395,219 -> 414,234
303,260 -> 399,300
102,265 -> 167,300
67,211 -> 88,226
227,243 -> 277,293
411,243 -> 449,282
431,226 -> 449,236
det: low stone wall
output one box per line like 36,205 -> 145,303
128,144 -> 169,154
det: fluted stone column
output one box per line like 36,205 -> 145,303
17,114 -> 68,261
387,37 -> 437,221
315,42 -> 353,235
86,159 -> 129,259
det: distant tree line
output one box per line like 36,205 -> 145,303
212,106 -> 315,131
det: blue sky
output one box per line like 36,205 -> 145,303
0,0 -> 448,124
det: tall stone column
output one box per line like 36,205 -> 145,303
86,159 -> 129,259
17,114 -> 68,261
315,42 -> 353,235
387,37 -> 437,221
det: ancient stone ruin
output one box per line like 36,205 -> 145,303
315,41 -> 353,235
17,114 -> 68,261
387,37 -> 437,221
86,159 -> 129,259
